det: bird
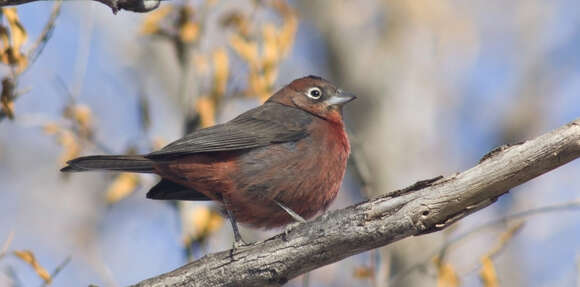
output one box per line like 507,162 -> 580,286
61,75 -> 356,246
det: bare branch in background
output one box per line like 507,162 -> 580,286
0,0 -> 160,13
391,199 -> 580,285
41,256 -> 71,287
133,118 -> 580,286
27,0 -> 61,67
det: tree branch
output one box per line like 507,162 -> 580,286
134,118 -> 580,287
0,0 -> 160,14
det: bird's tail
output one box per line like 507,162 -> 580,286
60,155 -> 155,173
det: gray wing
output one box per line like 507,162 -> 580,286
146,102 -> 312,160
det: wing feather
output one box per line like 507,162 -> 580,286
146,103 -> 312,160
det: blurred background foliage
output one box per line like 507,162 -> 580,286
0,0 -> 580,286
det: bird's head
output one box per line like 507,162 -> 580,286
267,76 -> 356,123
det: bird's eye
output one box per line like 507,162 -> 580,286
306,87 -> 322,100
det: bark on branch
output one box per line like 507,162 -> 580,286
0,0 -> 160,13
134,118 -> 580,287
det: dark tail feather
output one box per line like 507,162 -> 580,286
147,179 -> 211,201
60,155 -> 155,173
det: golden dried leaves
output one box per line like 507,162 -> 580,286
0,77 -> 15,119
181,206 -> 224,246
105,173 -> 141,203
479,256 -> 498,287
0,4 -> 62,121
0,8 -> 28,73
229,34 -> 259,69
177,6 -> 199,44
63,104 -> 93,139
13,250 -> 52,284
2,234 -> 68,285
44,104 -> 94,166
141,5 -> 200,44
195,96 -> 216,128
352,266 -> 374,279
212,48 -> 229,100
227,0 -> 298,102
193,53 -> 210,75
479,222 -> 524,287
0,231 -> 14,259
191,206 -> 223,237
152,137 -> 167,150
220,12 -> 251,37
195,47 -> 230,128
434,256 -> 459,287
141,5 -> 172,35
43,123 -> 80,166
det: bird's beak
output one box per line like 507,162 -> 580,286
326,90 -> 357,107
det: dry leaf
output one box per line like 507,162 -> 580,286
480,256 -> 498,287
434,256 -> 459,287
13,250 -> 51,284
261,24 -> 279,72
274,1 -> 297,58
3,9 -> 26,53
0,77 -> 15,119
72,105 -> 92,130
229,34 -> 259,69
177,6 -> 198,43
182,206 -> 223,245
1,8 -> 28,71
42,122 -> 60,135
211,48 -> 229,99
179,21 -> 199,43
248,73 -> 269,101
0,26 -> 10,58
56,129 -> 80,166
220,11 -> 250,37
478,222 -> 523,287
352,266 -> 374,279
195,96 -> 215,128
64,105 -> 93,138
193,53 -> 209,75
141,5 -> 173,35
0,231 -> 14,259
487,222 -> 524,257
151,137 -> 166,150
105,173 -> 140,204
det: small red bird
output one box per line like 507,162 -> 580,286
62,75 -> 355,244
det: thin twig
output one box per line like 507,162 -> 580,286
576,254 -> 580,287
53,76 -> 115,155
390,200 -> 580,285
0,231 -> 15,260
0,0 -> 161,13
27,0 -> 62,69
41,255 -> 71,287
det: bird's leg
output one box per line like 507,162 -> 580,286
223,197 -> 248,249
273,200 -> 306,223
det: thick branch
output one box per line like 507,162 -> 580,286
134,118 -> 580,287
0,0 -> 160,13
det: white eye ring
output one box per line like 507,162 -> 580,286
306,87 -> 322,100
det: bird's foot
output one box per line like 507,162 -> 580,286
229,236 -> 253,259
232,237 -> 251,250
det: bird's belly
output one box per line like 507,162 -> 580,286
228,140 -> 348,228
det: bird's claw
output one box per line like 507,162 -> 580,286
232,237 -> 251,249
